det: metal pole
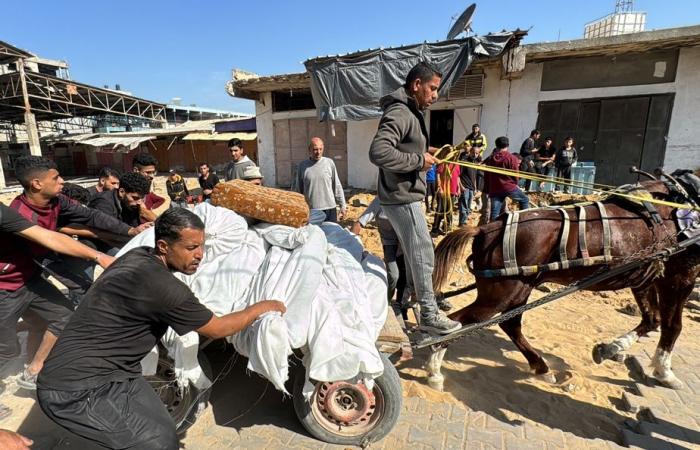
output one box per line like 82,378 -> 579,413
18,61 -> 42,156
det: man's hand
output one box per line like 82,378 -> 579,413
0,429 -> 33,449
96,253 -> 116,269
251,300 -> 286,316
350,222 -> 362,235
427,146 -> 439,155
422,153 -> 437,171
203,189 -> 213,196
338,207 -> 348,221
128,222 -> 153,236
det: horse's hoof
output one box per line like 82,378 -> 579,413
536,372 -> 557,384
592,343 -> 607,364
427,376 -> 445,392
653,370 -> 684,390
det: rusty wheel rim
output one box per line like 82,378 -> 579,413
309,380 -> 385,437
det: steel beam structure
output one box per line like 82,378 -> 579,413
0,71 -> 166,123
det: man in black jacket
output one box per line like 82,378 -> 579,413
90,172 -> 153,228
369,62 -> 460,335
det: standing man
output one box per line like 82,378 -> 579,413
293,137 -> 347,223
197,162 -> 220,202
464,124 -> 488,156
484,137 -> 529,221
224,138 -> 256,181
37,208 -> 285,450
132,153 -> 165,221
519,129 -> 540,191
457,145 -> 483,226
87,167 -> 121,200
369,62 -> 460,335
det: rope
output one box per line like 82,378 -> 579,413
433,144 -> 700,212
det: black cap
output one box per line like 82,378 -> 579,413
495,136 -> 509,149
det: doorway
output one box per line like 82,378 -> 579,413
429,110 -> 454,148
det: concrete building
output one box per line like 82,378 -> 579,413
227,25 -> 700,189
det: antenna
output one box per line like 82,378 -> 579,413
446,3 -> 476,40
615,0 -> 633,13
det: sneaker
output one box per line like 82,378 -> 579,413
16,369 -> 37,390
436,297 -> 453,311
419,312 -> 461,335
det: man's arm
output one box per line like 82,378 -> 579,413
291,164 -> 303,194
59,194 -> 132,236
369,106 -> 423,173
197,300 -> 286,339
18,225 -> 114,269
331,161 -> 347,214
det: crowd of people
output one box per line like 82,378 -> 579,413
0,138 -> 282,448
0,60 -> 585,449
424,125 -> 581,233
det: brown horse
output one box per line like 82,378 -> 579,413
428,180 -> 700,390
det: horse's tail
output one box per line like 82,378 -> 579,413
433,226 -> 482,291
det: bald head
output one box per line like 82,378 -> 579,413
309,137 -> 324,161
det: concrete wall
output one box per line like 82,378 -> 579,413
664,46 -> 700,172
255,92 -> 277,185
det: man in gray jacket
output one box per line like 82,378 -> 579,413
293,137 -> 347,222
224,138 -> 257,181
369,62 -> 460,335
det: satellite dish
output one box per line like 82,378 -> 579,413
447,3 -> 476,40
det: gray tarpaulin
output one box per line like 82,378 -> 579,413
304,32 -> 513,121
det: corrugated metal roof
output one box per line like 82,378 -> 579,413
182,132 -> 256,141
78,136 -> 155,152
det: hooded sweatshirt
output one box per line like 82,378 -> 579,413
225,155 -> 256,181
369,87 -> 428,205
483,149 -> 521,197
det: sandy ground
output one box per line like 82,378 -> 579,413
342,191 -> 700,443
2,184 -> 699,446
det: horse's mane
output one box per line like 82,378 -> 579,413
433,226 -> 481,291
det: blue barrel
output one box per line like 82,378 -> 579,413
570,163 -> 596,195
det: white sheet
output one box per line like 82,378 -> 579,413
117,203 -> 387,392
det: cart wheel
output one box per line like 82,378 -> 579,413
145,349 -> 212,435
292,353 -> 402,446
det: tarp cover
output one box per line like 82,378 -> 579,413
304,33 -> 513,121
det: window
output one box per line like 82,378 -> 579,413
272,90 -> 316,112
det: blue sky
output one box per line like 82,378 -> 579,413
5,1 -> 699,114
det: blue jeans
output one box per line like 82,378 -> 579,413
490,189 -> 529,220
458,189 -> 474,226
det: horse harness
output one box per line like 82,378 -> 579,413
473,202 -> 613,278
472,182 -> 693,278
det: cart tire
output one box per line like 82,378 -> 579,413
292,353 -> 402,446
146,349 -> 212,435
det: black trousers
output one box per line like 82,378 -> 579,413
38,377 -> 178,450
0,274 -> 72,363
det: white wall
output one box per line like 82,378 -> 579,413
254,92 -> 276,186
347,119 -> 379,189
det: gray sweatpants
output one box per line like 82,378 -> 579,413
381,201 -> 437,317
